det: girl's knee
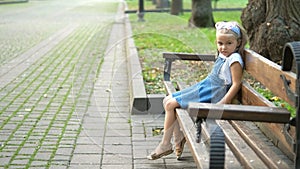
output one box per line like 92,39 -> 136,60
165,98 -> 179,111
163,95 -> 172,107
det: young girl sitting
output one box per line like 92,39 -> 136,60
147,21 -> 248,160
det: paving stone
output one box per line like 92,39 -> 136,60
55,147 -> 73,155
0,157 -> 10,165
70,154 -> 101,165
10,159 -> 30,165
49,165 -> 68,169
73,144 -> 102,154
31,160 -> 49,167
35,152 -> 52,161
18,147 -> 36,155
68,164 -> 100,169
102,154 -> 132,165
103,144 -> 132,155
101,164 -> 133,169
104,136 -> 131,145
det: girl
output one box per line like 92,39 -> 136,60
147,21 -> 248,160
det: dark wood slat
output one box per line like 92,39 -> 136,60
188,103 -> 290,123
163,52 -> 216,61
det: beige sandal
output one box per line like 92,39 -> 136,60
175,137 -> 186,160
147,143 -> 173,160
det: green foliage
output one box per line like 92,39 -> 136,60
254,85 -> 296,117
142,67 -> 165,94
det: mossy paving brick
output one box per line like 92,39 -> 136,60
18,147 -> 36,155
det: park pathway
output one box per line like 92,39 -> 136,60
0,0 -> 197,168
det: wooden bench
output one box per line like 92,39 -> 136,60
162,41 -> 300,168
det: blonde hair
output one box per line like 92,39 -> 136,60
215,21 -> 248,62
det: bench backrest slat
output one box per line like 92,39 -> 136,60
241,81 -> 274,106
244,50 -> 296,106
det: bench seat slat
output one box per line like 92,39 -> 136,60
176,109 -> 210,169
188,102 -> 290,123
230,121 -> 294,168
163,81 -> 177,94
177,109 -> 242,169
217,120 -> 269,169
241,81 -> 294,158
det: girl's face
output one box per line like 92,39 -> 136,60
216,32 -> 240,57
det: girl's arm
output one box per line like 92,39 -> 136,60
218,62 -> 243,104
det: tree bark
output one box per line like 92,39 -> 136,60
171,0 -> 183,15
189,0 -> 214,28
241,0 -> 300,62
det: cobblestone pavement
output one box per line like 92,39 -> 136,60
0,0 -> 197,168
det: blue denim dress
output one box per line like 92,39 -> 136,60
172,57 -> 231,108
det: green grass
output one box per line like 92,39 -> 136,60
213,0 -> 248,8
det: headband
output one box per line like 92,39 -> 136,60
215,21 -> 241,37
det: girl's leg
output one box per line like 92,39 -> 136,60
173,120 -> 186,159
164,96 -> 184,148
147,96 -> 180,160
161,97 -> 180,145
164,97 -> 185,159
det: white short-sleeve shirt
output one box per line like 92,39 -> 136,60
219,53 -> 243,85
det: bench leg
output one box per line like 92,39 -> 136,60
195,117 -> 202,143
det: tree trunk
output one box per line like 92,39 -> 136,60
189,0 -> 214,28
241,0 -> 300,62
156,0 -> 169,8
171,0 -> 183,15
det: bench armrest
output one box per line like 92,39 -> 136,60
163,52 -> 215,81
188,102 -> 290,123
163,52 -> 216,61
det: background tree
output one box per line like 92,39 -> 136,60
189,0 -> 214,27
171,0 -> 183,15
241,0 -> 300,62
